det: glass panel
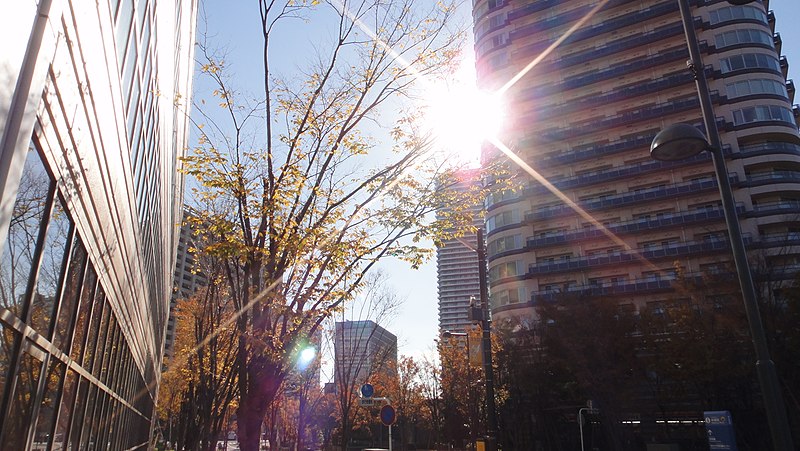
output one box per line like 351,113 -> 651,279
30,195 -> 72,337
69,265 -> 97,365
53,238 -> 87,352
52,368 -> 77,450
68,377 -> 89,449
115,0 -> 134,68
0,144 -> 52,319
0,341 -> 43,449
0,324 -> 18,420
33,358 -> 64,449
82,287 -> 105,368
92,303 -> 112,377
78,383 -> 97,449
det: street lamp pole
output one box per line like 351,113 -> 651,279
476,228 -> 498,451
650,1 -> 795,449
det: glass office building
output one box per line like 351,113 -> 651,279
0,0 -> 197,448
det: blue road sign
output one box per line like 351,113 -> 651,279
380,404 -> 396,426
360,383 -> 374,398
704,410 -> 738,451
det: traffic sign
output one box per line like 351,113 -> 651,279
360,383 -> 374,398
359,398 -> 376,407
380,404 -> 396,426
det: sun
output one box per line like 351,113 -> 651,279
423,61 -> 505,167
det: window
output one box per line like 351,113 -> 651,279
490,287 -> 524,308
714,28 -> 773,49
487,234 -> 522,256
489,261 -> 521,282
709,5 -> 768,25
486,209 -> 519,232
726,78 -> 788,99
720,53 -> 781,73
733,105 -> 796,125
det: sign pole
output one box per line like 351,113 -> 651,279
388,424 -> 392,451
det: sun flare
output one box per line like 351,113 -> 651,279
423,63 -> 505,167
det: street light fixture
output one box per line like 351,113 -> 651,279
441,228 -> 498,451
651,0 -> 795,449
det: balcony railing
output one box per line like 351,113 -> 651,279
531,95 -> 711,142
746,171 -> 800,186
525,151 -> 712,195
527,239 -> 739,276
738,141 -> 800,158
525,205 -> 743,250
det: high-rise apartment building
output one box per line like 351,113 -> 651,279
334,320 -> 397,386
474,0 -> 799,320
0,0 -> 196,449
437,169 -> 484,332
165,211 -> 207,362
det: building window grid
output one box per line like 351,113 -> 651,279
733,104 -> 796,126
714,28 -> 773,49
709,5 -> 768,26
725,78 -> 789,100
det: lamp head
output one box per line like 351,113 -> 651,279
650,123 -> 711,161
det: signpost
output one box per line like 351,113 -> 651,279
359,383 -> 395,451
704,411 -> 738,451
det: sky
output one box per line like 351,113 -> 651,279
194,0 -> 800,370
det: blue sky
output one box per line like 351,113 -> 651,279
195,1 -> 800,369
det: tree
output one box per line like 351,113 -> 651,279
183,1 -> 484,449
418,353 -> 444,448
372,356 -> 427,450
438,330 -> 484,448
327,272 -> 400,450
159,260 -> 240,451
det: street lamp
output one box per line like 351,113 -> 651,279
651,1 -> 794,449
441,228 -> 498,451
441,329 -> 477,448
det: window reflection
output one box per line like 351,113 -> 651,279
1,341 -> 44,449
33,357 -> 65,449
53,238 -> 87,352
52,368 -> 77,450
69,265 -> 97,365
0,143 -> 53,319
30,195 -> 72,336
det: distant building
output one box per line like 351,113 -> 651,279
0,0 -> 197,448
333,320 -> 397,385
164,210 -> 208,362
436,169 -> 484,332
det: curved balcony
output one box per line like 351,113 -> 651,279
532,95 -> 709,142
746,200 -> 800,217
511,0 -> 677,43
528,277 -> 680,304
526,239 -> 738,277
525,150 -> 713,195
523,205 -> 742,253
736,141 -> 800,159
744,171 -> 800,188
519,47 -> 692,101
526,73 -> 694,117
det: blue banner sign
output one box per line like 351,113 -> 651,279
704,410 -> 738,451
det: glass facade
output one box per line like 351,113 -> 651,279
0,0 -> 196,448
